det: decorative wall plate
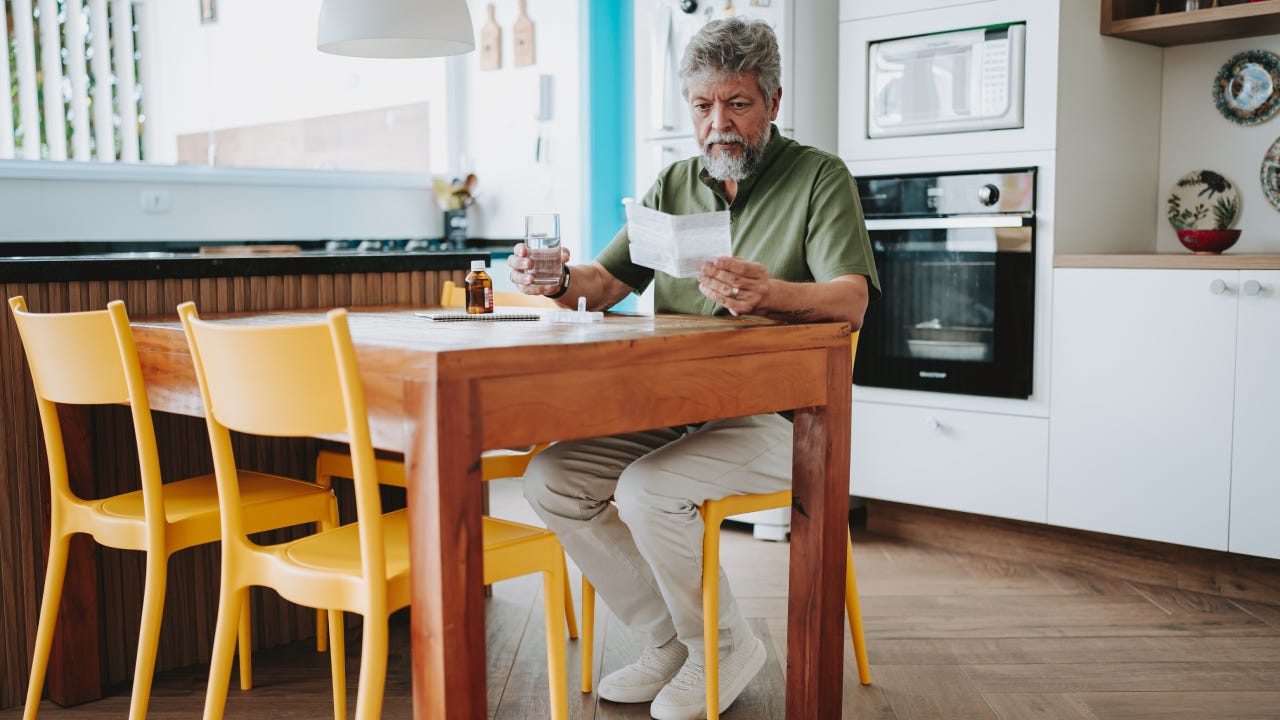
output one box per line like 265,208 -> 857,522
1167,170 -> 1240,231
1213,50 -> 1280,126
1263,136 -> 1280,212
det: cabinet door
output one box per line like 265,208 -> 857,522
1230,271 -> 1280,559
1048,269 -> 1236,550
851,401 -> 1048,523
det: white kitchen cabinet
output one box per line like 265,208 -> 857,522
1048,268 -> 1279,555
1229,271 -> 1280,559
850,401 -> 1049,523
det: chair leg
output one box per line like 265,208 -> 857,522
580,577 -> 594,694
542,561 -> 570,720
23,532 -> 70,720
127,550 -> 169,720
237,595 -> 253,691
202,586 -> 246,720
328,610 -> 346,720
703,518 -> 722,720
560,554 -> 579,640
352,614 -> 388,720
316,505 -> 339,654
845,531 -> 871,685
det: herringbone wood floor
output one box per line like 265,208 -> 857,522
8,478 -> 1280,719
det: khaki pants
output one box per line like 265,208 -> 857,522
522,413 -> 793,663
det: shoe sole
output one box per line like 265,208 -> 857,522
597,680 -> 669,704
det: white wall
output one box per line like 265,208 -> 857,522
1157,35 -> 1280,254
1052,0 -> 1162,255
454,0 -> 583,259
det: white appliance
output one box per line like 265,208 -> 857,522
631,0 -> 839,541
632,0 -> 837,196
867,23 -> 1026,138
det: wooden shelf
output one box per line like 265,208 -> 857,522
1102,0 -> 1280,46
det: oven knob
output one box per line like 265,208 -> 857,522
978,184 -> 1000,206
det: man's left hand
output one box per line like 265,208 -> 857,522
698,256 -> 770,317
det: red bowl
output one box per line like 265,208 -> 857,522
1176,229 -> 1241,254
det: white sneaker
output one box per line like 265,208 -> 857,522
649,636 -> 767,720
597,637 -> 689,704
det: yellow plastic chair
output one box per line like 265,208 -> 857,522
8,297 -> 339,720
314,276 -> 575,634
579,334 -> 871,719
181,303 -> 572,720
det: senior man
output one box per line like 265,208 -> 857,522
508,16 -> 879,720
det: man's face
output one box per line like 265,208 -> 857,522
687,71 -> 781,182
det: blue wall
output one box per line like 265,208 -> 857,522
581,0 -> 634,270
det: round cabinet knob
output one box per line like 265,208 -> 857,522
679,0 -> 698,13
977,184 -> 1000,206
1243,279 -> 1263,296
925,417 -> 942,432
1209,278 -> 1228,295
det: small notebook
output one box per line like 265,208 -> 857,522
415,311 -> 542,322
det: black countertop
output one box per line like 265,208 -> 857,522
0,240 -> 519,282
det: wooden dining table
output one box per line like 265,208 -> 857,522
127,307 -> 854,718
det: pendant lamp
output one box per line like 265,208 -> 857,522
317,0 -> 476,58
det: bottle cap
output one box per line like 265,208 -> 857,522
470,260 -> 486,271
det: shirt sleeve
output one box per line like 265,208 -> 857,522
804,159 -> 882,303
594,178 -> 663,295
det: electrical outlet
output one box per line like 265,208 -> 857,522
140,189 -> 173,215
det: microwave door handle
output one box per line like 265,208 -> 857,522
864,215 -> 1032,231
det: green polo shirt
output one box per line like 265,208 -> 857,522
597,125 -> 880,316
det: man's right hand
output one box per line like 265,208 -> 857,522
508,242 -> 572,295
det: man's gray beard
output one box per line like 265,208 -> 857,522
701,128 -> 769,181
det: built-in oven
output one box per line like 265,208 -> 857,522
854,167 -> 1036,399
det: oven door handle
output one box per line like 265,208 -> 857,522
864,215 -> 1032,231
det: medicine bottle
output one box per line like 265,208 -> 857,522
465,260 -> 493,314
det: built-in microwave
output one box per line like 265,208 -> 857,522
867,23 -> 1026,138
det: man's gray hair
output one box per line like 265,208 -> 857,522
679,17 -> 781,108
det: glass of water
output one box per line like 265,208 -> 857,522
524,212 -> 563,286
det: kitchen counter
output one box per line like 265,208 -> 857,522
0,248 -> 488,282
1054,254 -> 1280,270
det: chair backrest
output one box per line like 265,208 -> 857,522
178,302 -> 384,582
8,296 -> 166,524
440,279 -> 558,309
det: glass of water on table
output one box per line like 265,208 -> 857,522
524,212 -> 563,286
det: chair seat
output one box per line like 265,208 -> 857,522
484,515 -> 557,550
92,471 -> 336,551
283,509 -> 411,576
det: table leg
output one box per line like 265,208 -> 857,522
405,378 -> 488,719
786,343 -> 851,718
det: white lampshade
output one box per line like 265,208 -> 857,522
317,0 -> 476,58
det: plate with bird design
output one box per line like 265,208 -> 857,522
1167,169 -> 1240,231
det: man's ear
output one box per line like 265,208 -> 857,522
769,87 -> 782,120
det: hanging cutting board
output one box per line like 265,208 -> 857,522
513,0 -> 535,67
480,3 -> 501,71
